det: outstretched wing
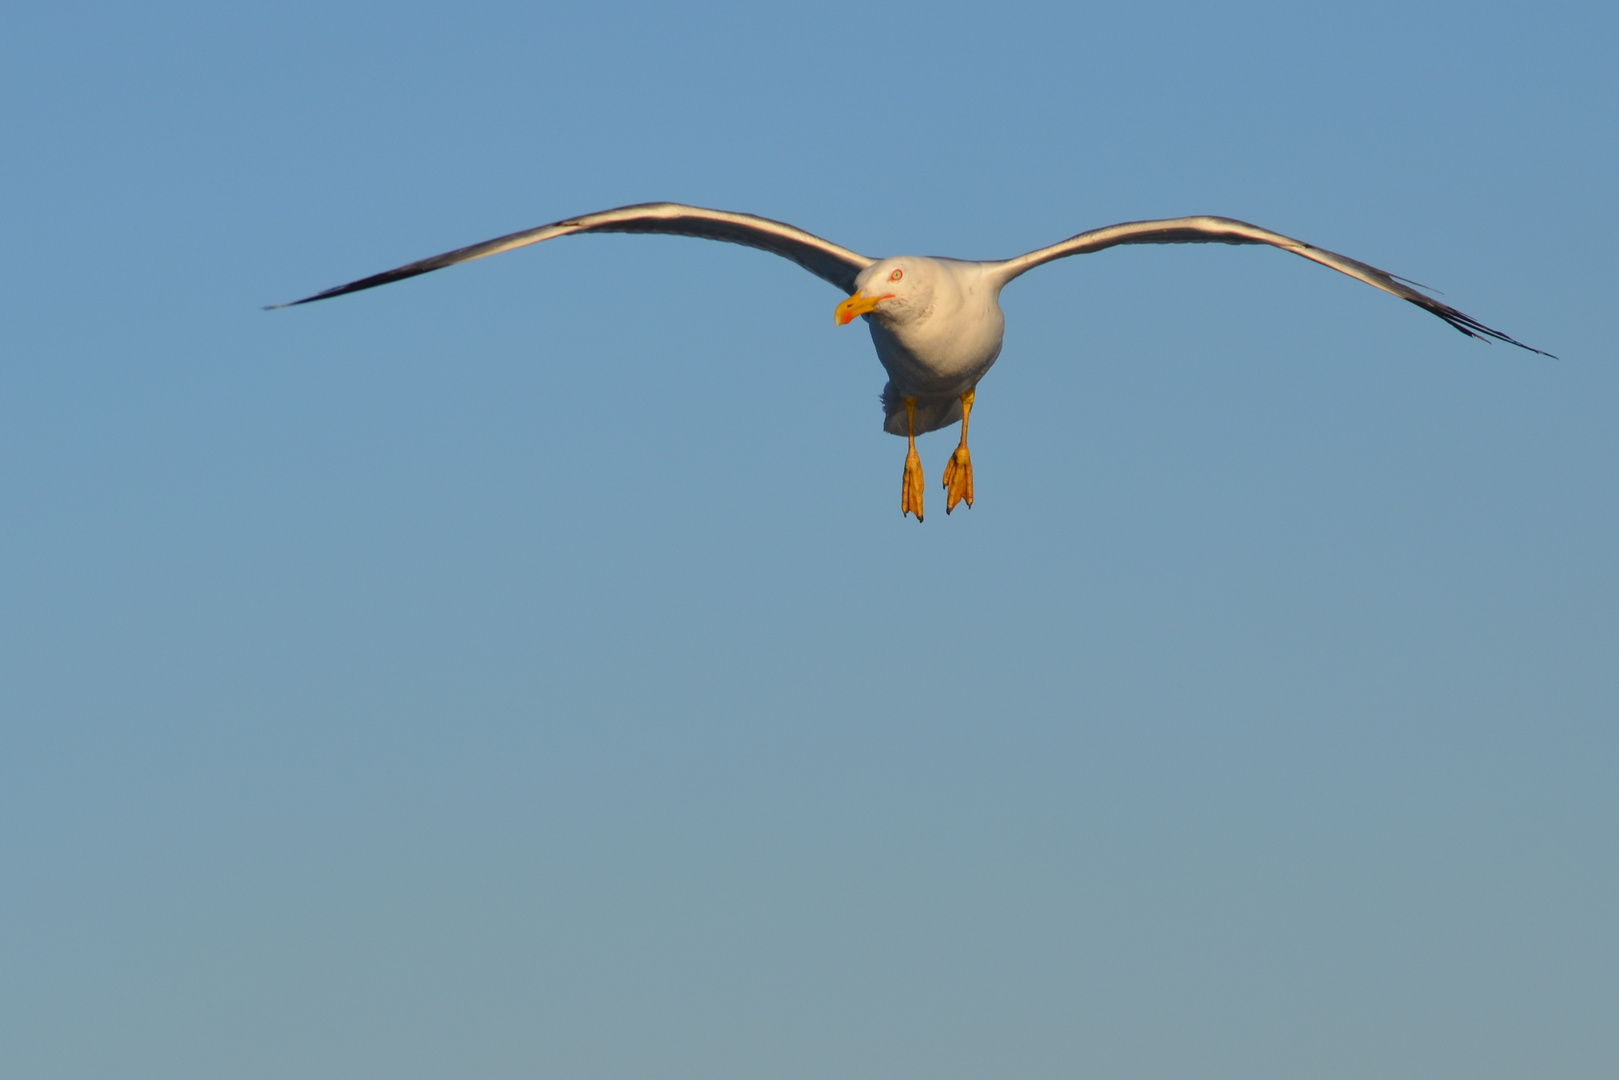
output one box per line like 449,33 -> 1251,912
990,216 -> 1549,355
270,202 -> 875,308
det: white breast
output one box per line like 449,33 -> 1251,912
867,258 -> 1006,399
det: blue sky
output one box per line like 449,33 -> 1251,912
2,2 -> 1615,1078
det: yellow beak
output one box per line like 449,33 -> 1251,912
834,289 -> 893,326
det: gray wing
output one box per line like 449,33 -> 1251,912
270,202 -> 875,308
989,216 -> 1549,355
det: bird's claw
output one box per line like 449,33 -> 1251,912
902,444 -> 925,521
943,444 -> 973,513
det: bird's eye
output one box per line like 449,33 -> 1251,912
890,269 -> 903,281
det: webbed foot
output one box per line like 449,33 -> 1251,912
943,444 -> 973,513
942,387 -> 976,514
901,397 -> 924,521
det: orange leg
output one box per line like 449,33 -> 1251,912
901,397 -> 924,522
942,387 -> 975,513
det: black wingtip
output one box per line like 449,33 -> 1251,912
265,262 -> 446,312
1418,297 -> 1554,358
264,290 -> 348,311
1454,318 -> 1556,359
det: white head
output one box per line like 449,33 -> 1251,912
834,258 -> 940,327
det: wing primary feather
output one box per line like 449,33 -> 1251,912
990,216 -> 1551,356
264,232 -> 523,309
268,203 -> 873,309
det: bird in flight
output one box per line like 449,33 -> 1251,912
273,202 -> 1547,520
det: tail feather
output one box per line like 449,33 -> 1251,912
881,383 -> 965,436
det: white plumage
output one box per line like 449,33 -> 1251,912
275,202 -> 1547,518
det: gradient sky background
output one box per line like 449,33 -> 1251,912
3,2 -> 1615,1078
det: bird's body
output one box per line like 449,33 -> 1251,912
857,257 -> 1006,435
274,202 -> 1547,520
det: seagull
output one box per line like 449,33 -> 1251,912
273,202 -> 1548,520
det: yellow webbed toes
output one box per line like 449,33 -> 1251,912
902,445 -> 925,522
943,444 -> 974,513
